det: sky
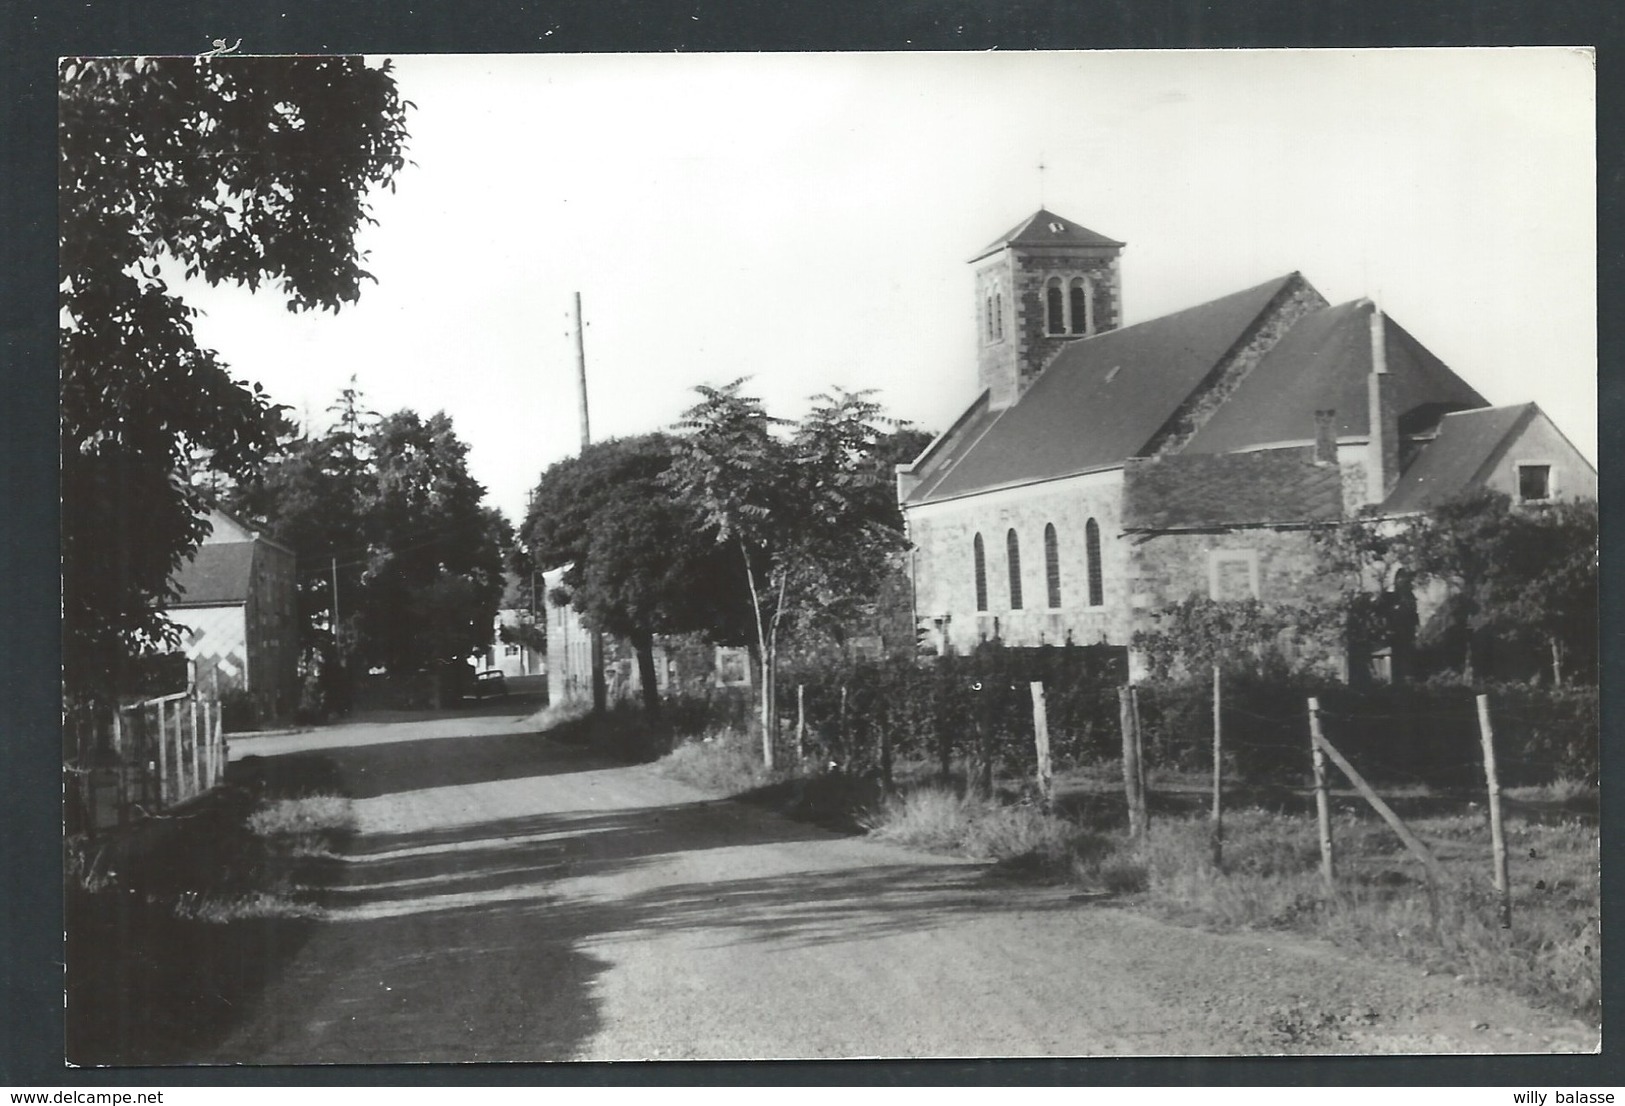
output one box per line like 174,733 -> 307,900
176,49 -> 1597,526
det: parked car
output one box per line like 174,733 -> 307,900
472,669 -> 508,699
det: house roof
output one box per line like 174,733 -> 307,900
970,208 -> 1125,262
1122,449 -> 1345,531
1379,403 -> 1537,514
905,274 -> 1301,504
171,542 -> 256,607
1183,299 -> 1486,452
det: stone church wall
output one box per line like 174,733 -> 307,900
907,468 -> 1131,655
1126,526 -> 1346,674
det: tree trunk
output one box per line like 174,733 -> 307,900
633,631 -> 660,715
738,538 -> 774,768
1550,635 -> 1565,688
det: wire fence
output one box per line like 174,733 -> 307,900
769,648 -> 1597,793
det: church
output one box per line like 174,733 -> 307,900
895,209 -> 1595,671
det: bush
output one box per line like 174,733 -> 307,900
781,643 -> 1126,783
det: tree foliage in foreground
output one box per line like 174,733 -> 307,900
60,56 -> 410,701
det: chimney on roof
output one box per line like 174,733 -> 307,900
1366,305 -> 1400,504
895,463 -> 921,506
1313,409 -> 1338,465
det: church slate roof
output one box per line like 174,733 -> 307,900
970,208 -> 1126,262
1379,404 -> 1536,514
172,542 -> 256,607
1121,449 -> 1345,531
1183,300 -> 1486,453
905,274 -> 1301,504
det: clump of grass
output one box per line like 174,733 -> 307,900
531,696 -> 595,731
173,888 -> 325,923
247,794 -> 353,837
657,726 -> 785,795
1505,777 -> 1596,806
866,786 -> 1077,866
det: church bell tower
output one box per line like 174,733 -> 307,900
971,209 -> 1124,410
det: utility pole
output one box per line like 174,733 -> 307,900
574,292 -> 607,715
331,555 -> 340,650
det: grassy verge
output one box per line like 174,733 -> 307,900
595,703 -> 1599,1024
655,726 -> 895,833
865,774 -> 1599,1023
66,765 -> 354,1064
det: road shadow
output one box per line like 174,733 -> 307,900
322,797 -> 843,910
304,729 -> 626,799
319,788 -> 1071,955
342,691 -> 549,726
190,896 -> 608,1065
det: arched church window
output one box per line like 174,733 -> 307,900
973,534 -> 987,612
1044,523 -> 1062,608
1007,529 -> 1024,610
995,291 -> 1004,339
1046,279 -> 1065,335
1085,518 -> 1103,607
1069,278 -> 1091,335
985,295 -> 995,342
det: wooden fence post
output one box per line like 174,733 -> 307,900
796,684 -> 805,764
1307,697 -> 1335,889
1119,686 -> 1145,839
839,685 -> 848,766
208,698 -> 221,786
1131,685 -> 1149,823
156,699 -> 169,807
972,680 -> 994,797
1030,681 -> 1052,810
190,697 -> 201,799
1477,693 -> 1512,930
1211,666 -> 1223,870
202,699 -> 214,787
112,708 -> 127,828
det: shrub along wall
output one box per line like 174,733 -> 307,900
1139,675 -> 1597,789
775,646 -> 1595,790
780,644 -> 1126,782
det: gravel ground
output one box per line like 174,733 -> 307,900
199,714 -> 1598,1063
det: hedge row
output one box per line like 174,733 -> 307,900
769,646 -> 1596,789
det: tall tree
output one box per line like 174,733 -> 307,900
666,381 -> 912,765
60,56 -> 409,702
521,434 -> 745,713
222,381 -> 380,666
356,411 -> 508,703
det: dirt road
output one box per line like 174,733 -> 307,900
199,712 -> 1595,1062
